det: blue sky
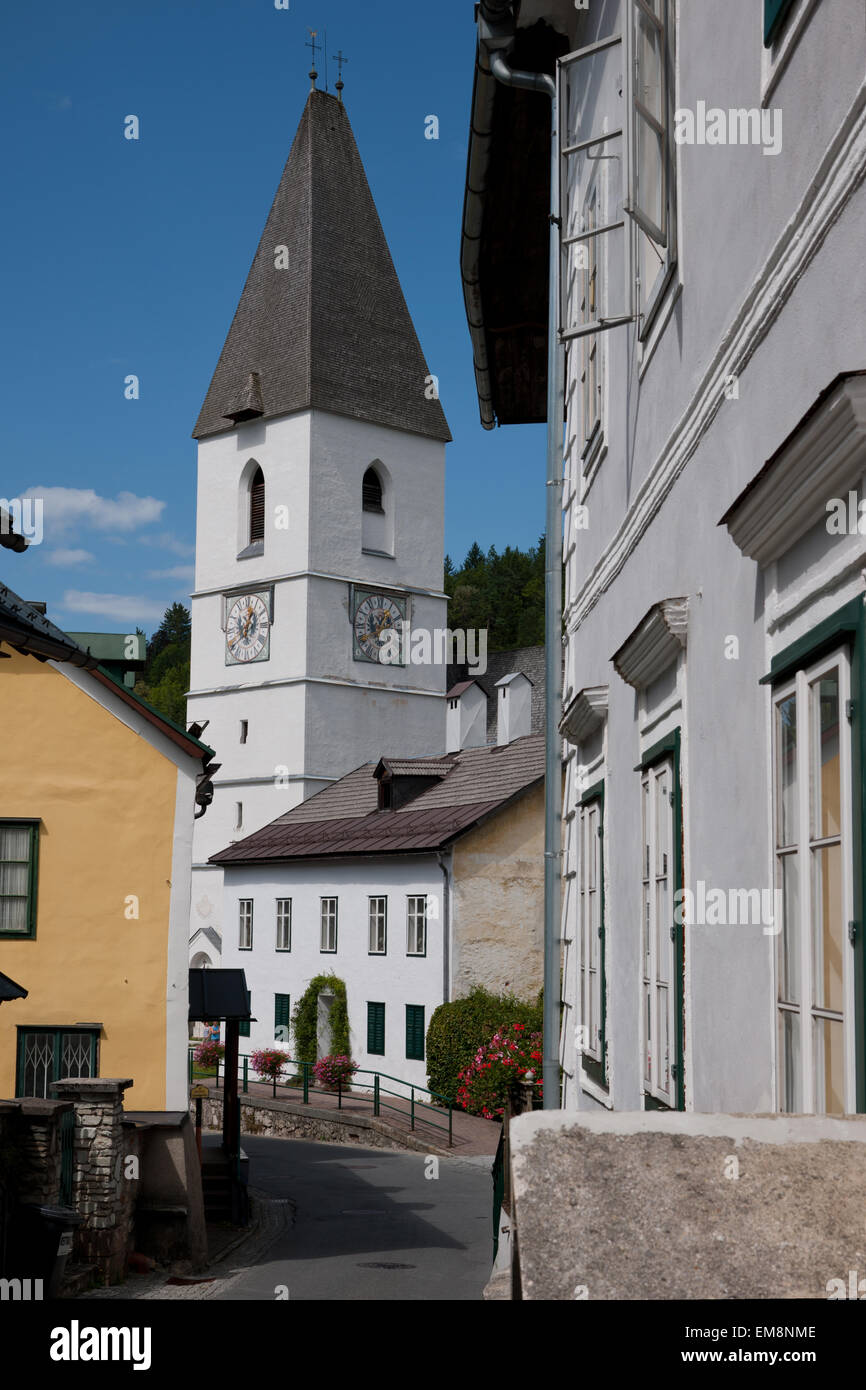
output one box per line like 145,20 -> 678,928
0,0 -> 546,635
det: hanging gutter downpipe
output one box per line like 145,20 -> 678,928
479,21 -> 565,1111
437,850 -> 452,1005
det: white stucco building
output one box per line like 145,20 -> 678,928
186,87 -> 451,957
211,734 -> 545,1090
462,0 -> 866,1116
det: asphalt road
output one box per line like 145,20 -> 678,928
213,1136 -> 494,1301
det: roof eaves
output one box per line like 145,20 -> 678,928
90,666 -> 215,763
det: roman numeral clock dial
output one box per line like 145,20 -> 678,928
225,592 -> 271,665
351,588 -> 407,664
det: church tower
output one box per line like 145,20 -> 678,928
187,88 -> 451,946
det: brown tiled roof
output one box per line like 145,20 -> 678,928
446,679 -> 477,698
377,756 -> 455,777
193,90 -> 450,444
211,733 -> 544,864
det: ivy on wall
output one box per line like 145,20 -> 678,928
292,973 -> 350,1064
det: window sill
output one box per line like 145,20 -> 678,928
643,1091 -> 674,1111
237,541 -> 264,560
638,277 -> 682,381
581,432 -> 607,500
362,548 -> 395,560
580,1073 -> 613,1109
762,0 -> 820,105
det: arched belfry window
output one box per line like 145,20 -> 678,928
361,460 -> 393,557
362,467 -> 384,513
249,466 -> 265,544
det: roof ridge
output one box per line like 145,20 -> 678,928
193,90 -> 450,443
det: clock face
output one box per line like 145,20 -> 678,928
225,592 -> 271,665
352,590 -> 407,664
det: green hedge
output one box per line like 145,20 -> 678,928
426,985 -> 543,1104
292,973 -> 350,1065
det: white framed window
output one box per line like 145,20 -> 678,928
407,896 -> 427,957
641,757 -> 676,1106
239,720 -> 248,744
773,647 -> 855,1116
238,899 -> 253,951
578,795 -> 605,1078
579,182 -> 603,455
320,897 -> 338,953
235,801 -> 243,831
276,898 -> 292,951
368,896 -> 387,954
630,0 -> 677,333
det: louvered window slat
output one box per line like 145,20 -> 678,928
249,468 -> 265,543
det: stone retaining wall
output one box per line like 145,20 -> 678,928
195,1091 -> 448,1155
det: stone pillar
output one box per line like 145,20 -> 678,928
51,1078 -> 134,1284
12,1100 -> 73,1205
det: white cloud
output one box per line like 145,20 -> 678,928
60,590 -> 167,623
22,486 -> 165,538
140,531 -> 195,558
147,566 -> 195,582
45,548 -> 95,567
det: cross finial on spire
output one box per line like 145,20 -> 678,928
306,28 -> 320,91
335,49 -> 349,102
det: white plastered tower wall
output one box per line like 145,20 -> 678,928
186,86 -> 452,952
188,403 -> 448,942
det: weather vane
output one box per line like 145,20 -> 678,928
335,49 -> 349,102
306,28 -> 320,90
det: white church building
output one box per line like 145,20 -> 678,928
187,86 -> 452,963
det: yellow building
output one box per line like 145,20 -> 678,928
0,584 -> 214,1110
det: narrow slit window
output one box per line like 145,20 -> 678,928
249,467 -> 265,543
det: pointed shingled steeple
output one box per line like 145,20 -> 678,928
193,90 -> 451,443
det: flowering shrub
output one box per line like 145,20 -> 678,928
426,986 -> 543,1102
455,1023 -> 543,1120
313,1054 -> 358,1090
193,1039 -> 225,1072
250,1048 -> 291,1096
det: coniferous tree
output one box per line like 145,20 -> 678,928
135,602 -> 191,726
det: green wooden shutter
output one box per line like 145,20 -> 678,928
274,993 -> 290,1040
367,1002 -> 385,1055
405,1005 -> 425,1061
764,0 -> 796,46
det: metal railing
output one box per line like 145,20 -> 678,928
188,1048 -> 454,1147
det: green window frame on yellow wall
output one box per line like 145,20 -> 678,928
0,819 -> 40,939
16,1026 -> 99,1098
